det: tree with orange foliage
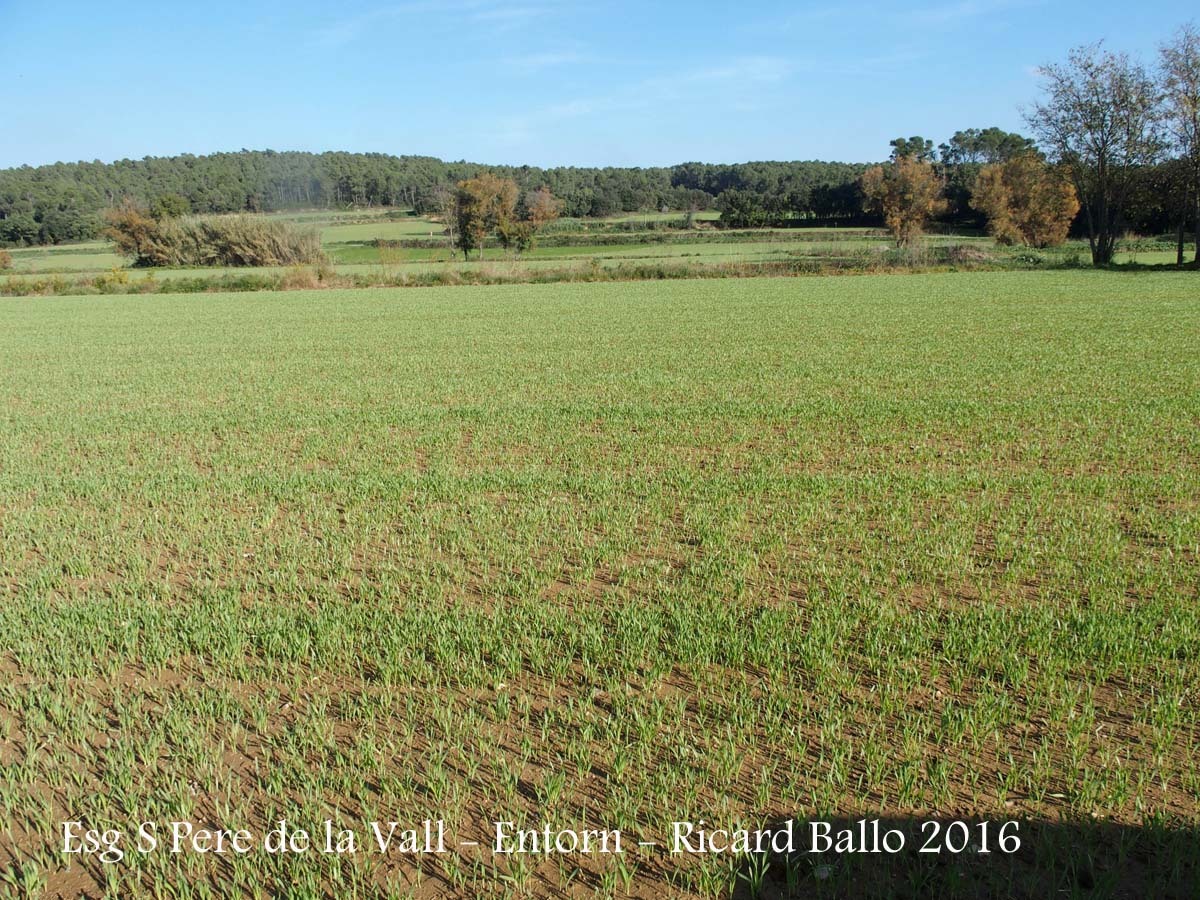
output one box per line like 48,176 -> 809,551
860,156 -> 947,247
523,187 -> 563,229
972,155 -> 1080,247
454,174 -> 519,260
503,186 -> 563,253
104,198 -> 182,267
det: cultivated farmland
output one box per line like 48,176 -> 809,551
1,271 -> 1197,897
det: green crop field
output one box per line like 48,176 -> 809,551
1,271 -> 1197,898
6,247 -> 127,275
320,220 -> 452,243
606,211 -> 722,224
326,239 -> 897,267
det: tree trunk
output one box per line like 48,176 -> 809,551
1093,229 -> 1116,267
1082,198 -> 1100,267
1177,214 -> 1186,266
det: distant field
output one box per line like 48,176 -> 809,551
327,238 -> 905,266
7,246 -> 125,274
4,208 -> 1190,287
265,207 -> 404,225
0,224 -> 937,283
607,210 -> 722,224
1,272 -> 1197,897
320,219 -> 449,243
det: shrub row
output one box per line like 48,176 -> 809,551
0,245 -> 1023,297
106,205 -> 327,268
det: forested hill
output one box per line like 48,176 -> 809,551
0,150 -> 871,245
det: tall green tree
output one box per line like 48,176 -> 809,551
716,190 -> 769,228
936,128 -> 1037,222
938,128 -> 1036,165
889,136 -> 937,162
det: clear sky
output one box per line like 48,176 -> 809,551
2,0 -> 1195,169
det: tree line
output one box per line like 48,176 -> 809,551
6,136 -> 1187,255
0,152 -> 869,246
857,24 -> 1199,266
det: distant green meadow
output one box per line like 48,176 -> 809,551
2,209 -> 1189,289
1,272 -> 1197,897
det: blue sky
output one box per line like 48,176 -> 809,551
2,0 -> 1194,169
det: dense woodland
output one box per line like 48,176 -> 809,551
2,143 -> 1192,248
0,152 -> 874,245
2,109 -> 1190,252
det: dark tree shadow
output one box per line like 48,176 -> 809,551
1101,261 -> 1200,273
731,815 -> 1199,899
